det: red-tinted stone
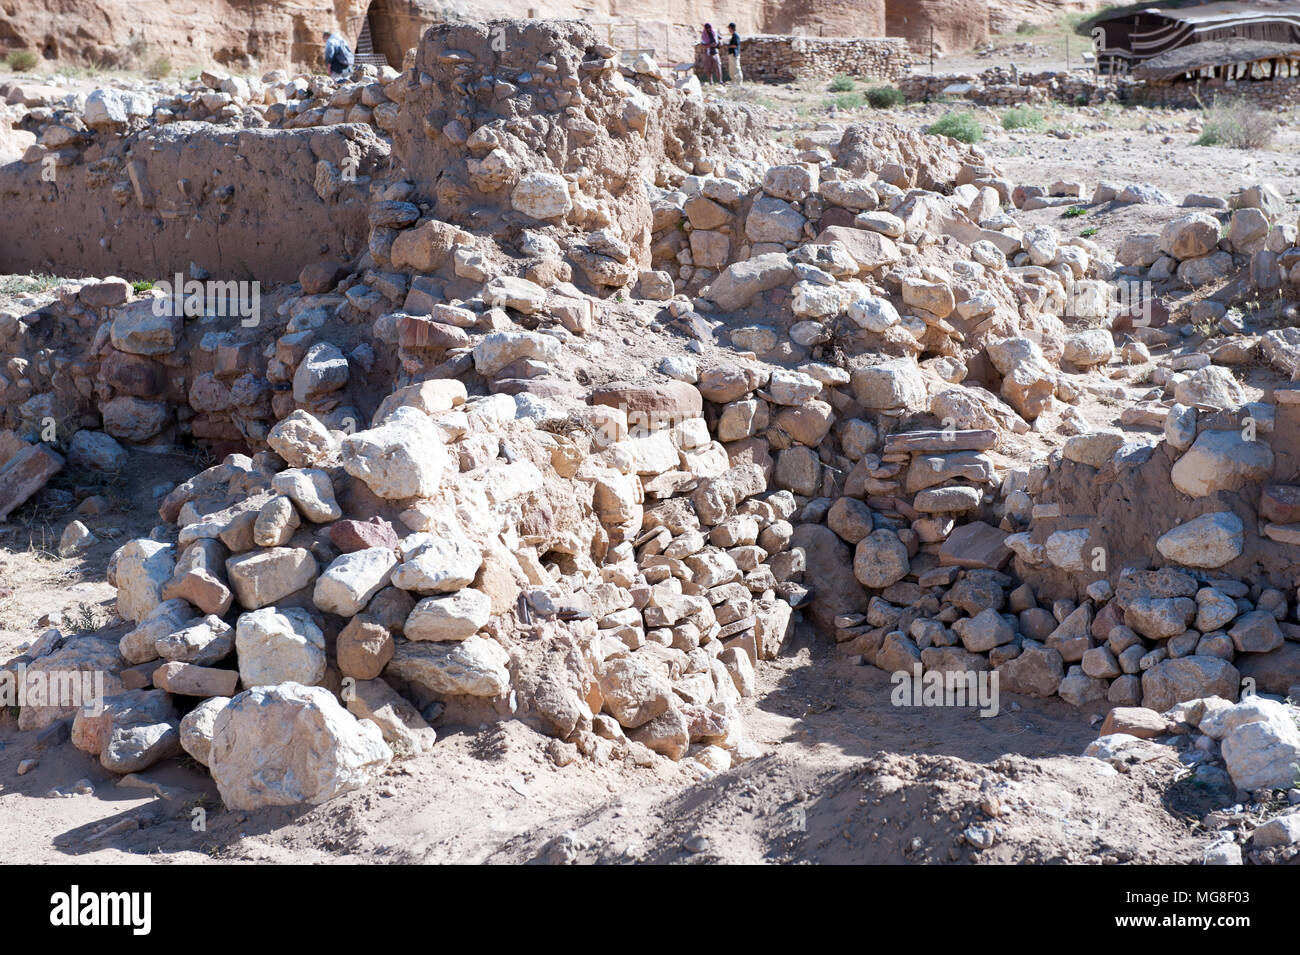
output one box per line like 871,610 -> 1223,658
398,316 -> 470,350
99,349 -> 165,397
299,259 -> 346,295
0,441 -> 63,520
329,517 -> 400,553
939,521 -> 1011,569
1260,485 -> 1300,524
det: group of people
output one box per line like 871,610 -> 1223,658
699,23 -> 742,84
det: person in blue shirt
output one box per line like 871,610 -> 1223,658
322,31 -> 354,79
726,24 -> 743,83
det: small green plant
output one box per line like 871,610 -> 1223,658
1015,20 -> 1038,35
928,111 -> 982,144
3,49 -> 39,72
1079,226 -> 1098,237
131,279 -> 154,293
61,602 -> 108,634
864,85 -> 905,109
829,92 -> 865,110
1001,106 -> 1045,130
147,55 -> 172,79
829,74 -> 855,92
1074,93 -> 1089,107
1061,205 -> 1088,218
1195,96 -> 1276,149
1,273 -> 60,296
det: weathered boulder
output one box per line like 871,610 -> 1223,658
314,548 -> 397,617
178,695 -> 230,766
597,655 -> 674,729
1170,430 -> 1273,497
387,635 -> 511,697
209,683 -> 392,809
1218,699 -> 1300,791
1155,512 -> 1244,569
1141,656 -> 1240,713
225,547 -> 317,610
405,588 -> 493,641
235,606 -> 327,688
341,406 -> 449,499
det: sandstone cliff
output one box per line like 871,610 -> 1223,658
1,0 -> 1112,71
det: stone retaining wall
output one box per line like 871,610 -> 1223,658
900,66 -> 1300,109
735,35 -> 912,84
1134,76 -> 1300,109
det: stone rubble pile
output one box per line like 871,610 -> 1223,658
1086,698 -> 1300,862
5,18 -> 1300,818
4,61 -> 415,169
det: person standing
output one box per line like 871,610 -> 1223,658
700,23 -> 723,84
726,23 -> 743,83
322,30 -> 354,79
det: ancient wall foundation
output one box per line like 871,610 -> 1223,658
739,35 -> 912,84
0,122 -> 389,283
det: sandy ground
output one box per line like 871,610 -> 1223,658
0,605 -> 1212,865
1,56 -> 1292,863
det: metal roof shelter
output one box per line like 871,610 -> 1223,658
1087,1 -> 1300,74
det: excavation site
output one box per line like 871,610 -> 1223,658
0,0 -> 1298,883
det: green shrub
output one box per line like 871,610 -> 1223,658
1195,96 -> 1276,149
864,85 -> 905,109
147,55 -> 172,79
1061,205 -> 1088,218
0,273 -> 59,296
829,74 -> 855,92
4,50 -> 39,72
1079,226 -> 1098,237
1015,21 -> 1037,35
928,111 -> 982,143
131,279 -> 154,293
828,92 -> 865,110
1001,106 -> 1044,130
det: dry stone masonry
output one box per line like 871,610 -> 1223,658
1,17 -> 1298,845
737,36 -> 912,85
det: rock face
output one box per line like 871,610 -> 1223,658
883,0 -> 987,55
209,683 -> 392,810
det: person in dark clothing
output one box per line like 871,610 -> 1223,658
700,23 -> 723,84
726,23 -> 743,83
322,30 -> 354,79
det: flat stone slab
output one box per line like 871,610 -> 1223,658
882,429 -> 997,454
939,521 -> 1011,570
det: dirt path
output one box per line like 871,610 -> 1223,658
0,614 -> 1213,864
